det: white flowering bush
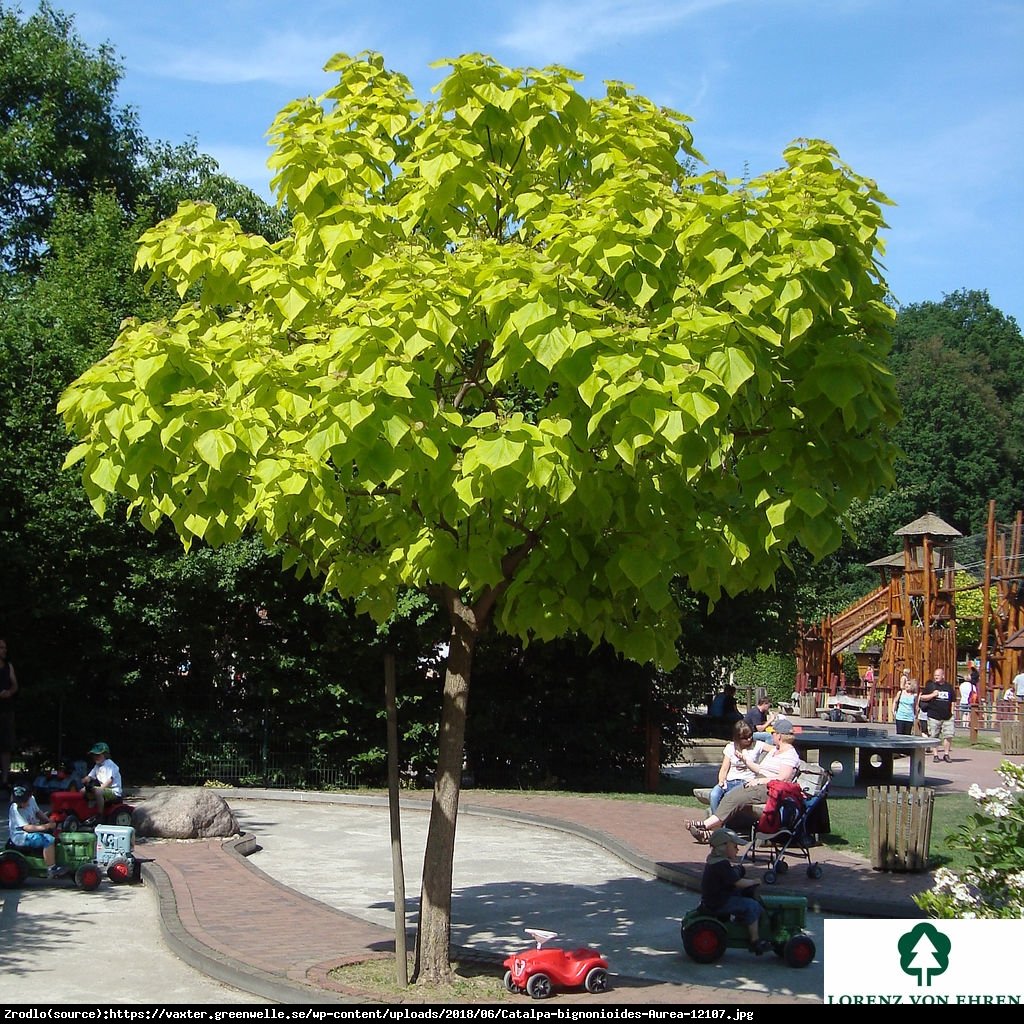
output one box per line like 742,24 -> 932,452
914,762 -> 1024,919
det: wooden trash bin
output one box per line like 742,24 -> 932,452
867,786 -> 934,872
1000,722 -> 1024,755
799,693 -> 818,719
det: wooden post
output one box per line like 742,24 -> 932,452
384,652 -> 408,987
980,500 -> 996,701
923,533 -> 933,675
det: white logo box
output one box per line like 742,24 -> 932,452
825,919 -> 1023,1004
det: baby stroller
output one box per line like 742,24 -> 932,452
742,768 -> 832,884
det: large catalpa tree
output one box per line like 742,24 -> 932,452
60,53 -> 899,982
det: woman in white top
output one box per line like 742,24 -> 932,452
687,720 -> 801,840
708,721 -> 771,813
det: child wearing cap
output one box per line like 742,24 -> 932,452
8,786 -> 66,877
701,828 -> 771,954
83,742 -> 122,822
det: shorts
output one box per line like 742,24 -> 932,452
927,718 -> 954,740
13,833 -> 54,850
714,893 -> 762,925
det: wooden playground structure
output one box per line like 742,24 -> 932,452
795,502 -> 1024,724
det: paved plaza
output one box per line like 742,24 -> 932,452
0,740 -> 1017,1004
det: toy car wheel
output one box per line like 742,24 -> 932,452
526,973 -> 552,999
112,809 -> 133,828
503,970 -> 517,993
75,863 -> 103,891
774,859 -> 789,875
807,864 -> 823,880
0,852 -> 28,889
62,814 -> 81,833
783,934 -> 816,968
764,870 -> 777,885
584,967 -> 609,993
682,919 -> 728,964
106,857 -> 131,883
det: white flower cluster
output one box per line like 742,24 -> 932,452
916,762 -> 1024,919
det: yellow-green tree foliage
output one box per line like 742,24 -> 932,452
61,53 -> 899,668
61,53 -> 900,980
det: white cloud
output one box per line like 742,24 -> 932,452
154,30 -> 357,86
499,0 -> 740,64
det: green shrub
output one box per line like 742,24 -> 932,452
733,653 -> 796,705
914,762 -> 1024,918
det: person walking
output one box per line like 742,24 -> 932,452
958,674 -> 973,726
920,667 -> 956,763
892,677 -> 920,736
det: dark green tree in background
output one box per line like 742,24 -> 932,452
0,1 -> 144,271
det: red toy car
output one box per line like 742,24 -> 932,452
47,789 -> 134,832
503,929 -> 609,999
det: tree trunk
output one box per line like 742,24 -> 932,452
414,610 -> 476,985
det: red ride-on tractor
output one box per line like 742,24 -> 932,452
48,789 -> 134,832
503,929 -> 609,1000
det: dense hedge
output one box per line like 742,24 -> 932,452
732,653 -> 797,705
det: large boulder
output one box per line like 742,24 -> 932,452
133,787 -> 240,838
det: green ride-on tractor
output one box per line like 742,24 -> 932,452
681,893 -> 816,968
0,828 -> 130,892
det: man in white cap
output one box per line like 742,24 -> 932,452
700,827 -> 771,954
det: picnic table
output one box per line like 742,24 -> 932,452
792,727 -> 933,787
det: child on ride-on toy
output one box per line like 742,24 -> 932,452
83,742 -> 122,823
701,828 -> 771,954
8,786 -> 66,877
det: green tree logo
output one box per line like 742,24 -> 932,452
898,923 -> 951,986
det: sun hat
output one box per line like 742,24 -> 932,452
89,742 -> 110,755
708,828 -> 749,849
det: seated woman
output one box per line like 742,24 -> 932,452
709,721 -> 772,814
687,720 -> 801,842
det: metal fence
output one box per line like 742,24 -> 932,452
160,743 -> 362,789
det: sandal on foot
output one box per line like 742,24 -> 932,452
686,821 -> 712,843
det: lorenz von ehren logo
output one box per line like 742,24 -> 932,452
824,920 -> 1023,1005
898,923 -> 951,987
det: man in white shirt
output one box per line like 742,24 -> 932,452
1014,669 -> 1024,701
83,741 -> 122,821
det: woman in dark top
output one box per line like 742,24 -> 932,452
0,637 -> 18,789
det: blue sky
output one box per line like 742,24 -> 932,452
53,0 -> 1023,324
